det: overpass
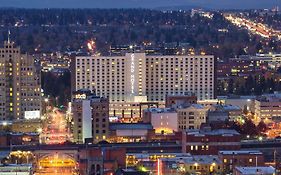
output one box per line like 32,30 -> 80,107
1,140 -> 281,162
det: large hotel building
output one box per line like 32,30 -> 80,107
0,41 -> 41,120
71,53 -> 214,121
72,53 -> 214,102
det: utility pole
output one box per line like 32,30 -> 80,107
274,149 -> 277,175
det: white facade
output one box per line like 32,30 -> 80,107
74,53 -> 214,102
147,108 -> 178,134
82,100 -> 92,142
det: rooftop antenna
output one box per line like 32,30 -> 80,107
7,30 -> 11,43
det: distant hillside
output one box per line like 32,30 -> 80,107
0,0 -> 279,9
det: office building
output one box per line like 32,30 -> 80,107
177,104 -> 208,130
72,89 -> 109,143
0,41 -> 41,120
72,53 -> 215,103
255,94 -> 281,120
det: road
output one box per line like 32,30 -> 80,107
40,107 -> 72,144
224,14 -> 281,40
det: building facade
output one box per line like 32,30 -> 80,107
255,94 -> 281,120
72,53 -> 215,103
0,41 -> 41,120
143,108 -> 178,134
218,150 -> 265,174
160,155 -> 223,175
177,104 -> 208,130
165,94 -> 197,108
182,128 -> 241,155
72,90 -> 109,143
234,166 -> 275,175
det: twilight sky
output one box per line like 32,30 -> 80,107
0,0 -> 279,9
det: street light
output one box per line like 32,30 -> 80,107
44,98 -> 49,103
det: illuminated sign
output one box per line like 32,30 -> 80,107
24,111 -> 40,119
130,54 -> 135,94
74,94 -> 87,100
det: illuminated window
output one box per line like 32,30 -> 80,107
223,159 -> 227,163
249,159 -> 253,163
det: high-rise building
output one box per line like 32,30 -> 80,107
71,53 -> 215,103
71,89 -> 109,143
0,41 -> 41,120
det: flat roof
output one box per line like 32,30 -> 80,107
235,166 -> 275,174
161,155 -> 222,164
219,150 -> 262,155
187,129 -> 240,136
143,108 -> 176,113
109,123 -> 153,130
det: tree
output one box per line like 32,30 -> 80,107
241,119 -> 258,136
257,121 -> 268,133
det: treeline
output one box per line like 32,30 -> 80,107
0,9 -> 278,59
218,74 -> 281,96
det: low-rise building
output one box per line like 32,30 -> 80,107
11,119 -> 42,133
177,104 -> 208,130
207,110 -> 229,123
0,164 -> 32,175
255,94 -> 281,120
79,147 -> 126,175
143,108 -> 178,134
108,123 -> 154,143
165,94 -> 197,108
218,95 -> 256,113
234,166 -> 276,175
0,132 -> 39,146
160,155 -> 223,175
209,104 -> 242,122
110,101 -> 163,122
182,127 -> 241,155
218,150 -> 265,173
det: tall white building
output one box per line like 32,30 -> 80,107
72,53 -> 214,103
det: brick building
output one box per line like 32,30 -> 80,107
218,150 -> 265,174
182,127 -> 241,155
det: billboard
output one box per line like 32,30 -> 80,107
24,111 -> 40,119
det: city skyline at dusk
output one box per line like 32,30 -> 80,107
0,2 -> 281,175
